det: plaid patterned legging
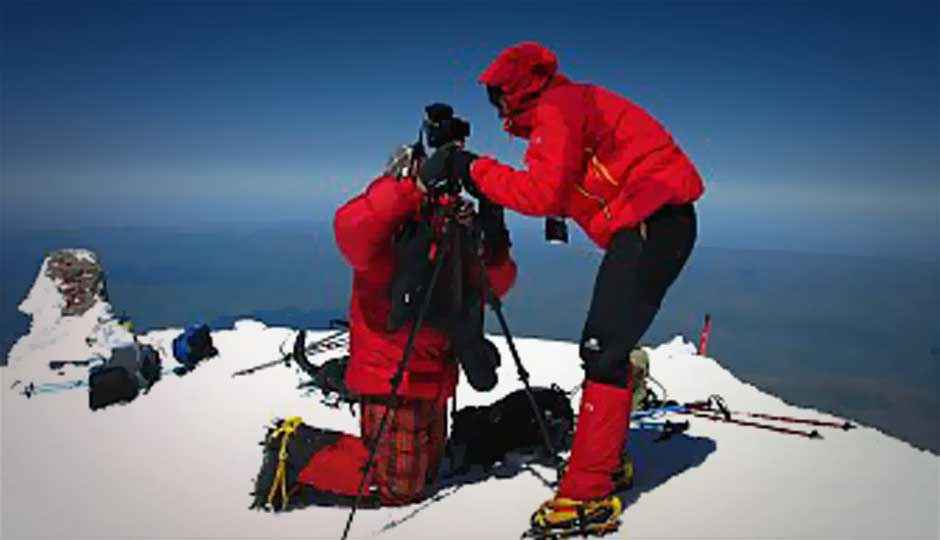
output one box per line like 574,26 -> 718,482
360,398 -> 448,506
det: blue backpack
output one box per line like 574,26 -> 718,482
172,323 -> 217,367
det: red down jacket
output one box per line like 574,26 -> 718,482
334,175 -> 517,402
472,42 -> 705,250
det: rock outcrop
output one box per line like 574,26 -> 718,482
45,250 -> 107,316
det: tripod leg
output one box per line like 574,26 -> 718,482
478,254 -> 562,481
487,295 -> 563,481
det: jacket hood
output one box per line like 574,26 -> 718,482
479,42 -> 564,137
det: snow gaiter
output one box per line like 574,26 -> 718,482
557,380 -> 632,500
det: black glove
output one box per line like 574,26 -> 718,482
419,144 -> 478,196
419,146 -> 454,194
451,148 -> 479,196
450,290 -> 501,392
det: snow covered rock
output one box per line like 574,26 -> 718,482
5,250 -> 134,385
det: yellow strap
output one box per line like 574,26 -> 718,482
590,155 -> 619,186
265,416 -> 304,510
573,184 -> 612,220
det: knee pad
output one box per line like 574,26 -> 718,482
579,336 -> 630,388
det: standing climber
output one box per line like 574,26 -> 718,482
420,42 -> 703,535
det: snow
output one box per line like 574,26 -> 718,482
66,248 -> 98,264
1,254 -> 938,540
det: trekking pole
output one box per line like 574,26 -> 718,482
48,358 -> 101,371
340,225 -> 452,540
732,411 -> 855,431
474,223 -> 563,483
684,395 -> 855,431
685,410 -> 823,439
21,379 -> 87,397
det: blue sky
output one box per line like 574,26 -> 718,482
2,2 -> 937,259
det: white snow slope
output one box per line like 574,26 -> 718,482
1,253 -> 937,540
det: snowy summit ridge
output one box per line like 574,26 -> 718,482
1,250 -> 938,539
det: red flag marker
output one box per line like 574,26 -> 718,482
698,313 -> 712,357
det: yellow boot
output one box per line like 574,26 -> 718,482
526,494 -> 623,538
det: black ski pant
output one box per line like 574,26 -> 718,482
580,204 -> 697,388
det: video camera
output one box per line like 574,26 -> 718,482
423,103 -> 470,149
415,103 -> 471,198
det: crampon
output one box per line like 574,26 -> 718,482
522,495 -> 623,539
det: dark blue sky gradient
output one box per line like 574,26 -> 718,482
2,2 -> 937,258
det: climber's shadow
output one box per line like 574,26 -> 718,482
377,428 -> 715,534
376,450 -> 555,534
618,427 -> 716,508
433,426 -> 716,500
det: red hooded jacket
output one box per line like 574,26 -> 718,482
334,175 -> 517,402
472,42 -> 705,249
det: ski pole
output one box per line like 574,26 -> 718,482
340,226 -> 451,540
730,411 -> 855,431
685,395 -> 853,431
49,358 -> 102,370
685,410 -> 823,439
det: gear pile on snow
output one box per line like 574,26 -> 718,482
88,342 -> 162,410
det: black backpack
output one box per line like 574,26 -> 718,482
446,385 -> 574,475
88,343 -> 162,410
386,218 -> 501,392
250,417 -> 379,511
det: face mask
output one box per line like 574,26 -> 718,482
486,85 -> 506,116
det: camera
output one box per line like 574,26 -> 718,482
423,103 -> 471,149
417,103 -> 472,197
545,217 -> 569,244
